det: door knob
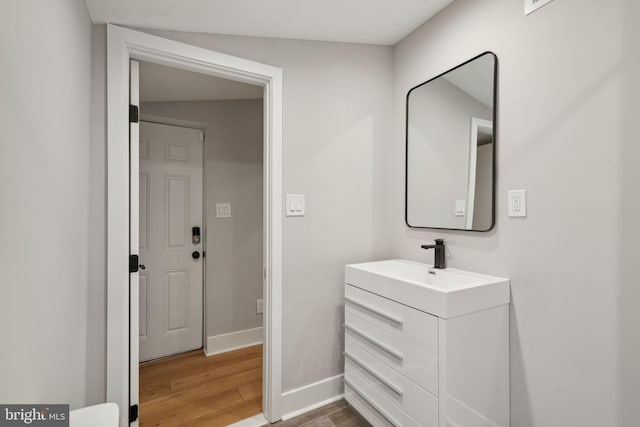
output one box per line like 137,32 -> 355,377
192,251 -> 200,260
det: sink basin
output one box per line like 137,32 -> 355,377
345,259 -> 509,318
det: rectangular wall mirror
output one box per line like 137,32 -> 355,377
406,52 -> 497,231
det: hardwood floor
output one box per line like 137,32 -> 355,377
139,345 -> 263,426
267,400 -> 370,427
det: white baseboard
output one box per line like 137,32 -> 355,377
205,327 -> 263,356
281,374 -> 345,420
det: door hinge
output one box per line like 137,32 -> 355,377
129,105 -> 139,123
129,404 -> 139,423
129,254 -> 139,273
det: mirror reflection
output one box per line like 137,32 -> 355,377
406,52 -> 496,231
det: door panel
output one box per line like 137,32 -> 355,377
166,143 -> 190,161
166,270 -> 189,332
166,176 -> 189,248
139,273 -> 149,339
139,121 -> 204,362
139,173 -> 149,252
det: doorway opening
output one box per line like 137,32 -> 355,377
106,25 -> 283,427
135,59 -> 266,425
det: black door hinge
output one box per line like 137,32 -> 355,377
129,404 -> 139,423
129,105 -> 139,123
129,254 -> 139,273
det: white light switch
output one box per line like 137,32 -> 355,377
454,200 -> 466,217
216,202 -> 231,218
286,194 -> 305,217
508,190 -> 526,217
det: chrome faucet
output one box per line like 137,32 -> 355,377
421,239 -> 446,269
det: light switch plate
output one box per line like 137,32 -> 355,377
286,194 -> 305,217
216,202 -> 231,218
454,200 -> 466,217
508,190 -> 527,217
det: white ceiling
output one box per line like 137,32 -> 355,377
84,0 -> 455,45
139,61 -> 263,102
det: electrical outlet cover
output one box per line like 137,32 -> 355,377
508,190 -> 527,217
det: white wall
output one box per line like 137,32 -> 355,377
391,0 -> 640,425
0,0 -> 92,409
89,26 -> 394,394
141,100 -> 264,338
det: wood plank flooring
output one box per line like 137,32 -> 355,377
267,400 -> 370,427
139,345 -> 263,426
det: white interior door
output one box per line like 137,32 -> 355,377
139,120 -> 204,362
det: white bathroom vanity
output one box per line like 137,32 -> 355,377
344,259 -> 510,427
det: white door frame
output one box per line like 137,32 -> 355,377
106,24 -> 283,426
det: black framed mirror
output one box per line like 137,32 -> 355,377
405,52 -> 497,231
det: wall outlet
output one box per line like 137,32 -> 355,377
454,199 -> 466,217
256,299 -> 264,314
508,190 -> 527,217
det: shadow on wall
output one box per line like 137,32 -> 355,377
617,0 -> 640,424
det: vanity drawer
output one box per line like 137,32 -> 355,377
345,284 -> 438,354
345,340 -> 438,426
345,385 -> 396,427
344,315 -> 438,395
344,381 -> 427,427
